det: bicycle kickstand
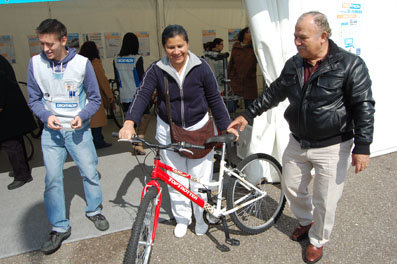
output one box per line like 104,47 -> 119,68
221,216 -> 240,246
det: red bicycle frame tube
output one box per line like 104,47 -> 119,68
140,158 -> 208,242
151,159 -> 206,208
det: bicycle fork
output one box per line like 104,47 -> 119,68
142,181 -> 163,244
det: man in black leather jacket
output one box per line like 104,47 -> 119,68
228,11 -> 375,264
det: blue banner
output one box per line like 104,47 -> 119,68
0,0 -> 62,4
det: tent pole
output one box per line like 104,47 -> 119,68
156,0 -> 165,59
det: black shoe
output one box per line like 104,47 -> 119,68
41,228 -> 71,255
7,177 -> 33,190
86,214 -> 109,231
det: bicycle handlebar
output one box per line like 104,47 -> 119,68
112,132 -> 206,151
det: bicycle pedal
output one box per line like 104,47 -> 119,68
226,238 -> 240,246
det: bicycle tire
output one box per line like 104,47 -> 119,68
20,80 -> 44,139
226,153 -> 285,234
124,187 -> 158,264
30,117 -> 44,139
23,134 -> 34,161
111,90 -> 125,128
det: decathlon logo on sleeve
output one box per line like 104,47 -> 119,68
117,58 -> 135,63
56,103 -> 78,108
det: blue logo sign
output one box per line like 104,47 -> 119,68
344,38 -> 354,48
56,103 -> 78,108
0,0 -> 62,4
117,58 -> 135,64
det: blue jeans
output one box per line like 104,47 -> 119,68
41,123 -> 103,233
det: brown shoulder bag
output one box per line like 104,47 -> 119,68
164,76 -> 215,159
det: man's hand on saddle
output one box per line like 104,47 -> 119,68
227,115 -> 248,141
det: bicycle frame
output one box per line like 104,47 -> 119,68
139,142 -> 267,243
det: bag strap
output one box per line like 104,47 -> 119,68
164,76 -> 173,124
164,75 -> 213,127
164,76 -> 176,141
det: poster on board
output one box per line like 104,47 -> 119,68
0,35 -> 16,63
27,35 -> 41,57
228,29 -> 240,51
336,1 -> 363,55
105,32 -> 121,58
136,31 -> 150,56
202,29 -> 216,50
83,32 -> 104,58
67,33 -> 80,52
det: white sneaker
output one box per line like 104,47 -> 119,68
195,223 -> 209,236
174,223 -> 188,238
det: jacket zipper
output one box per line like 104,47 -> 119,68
295,60 -> 332,138
179,80 -> 185,128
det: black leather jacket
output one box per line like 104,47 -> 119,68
242,40 -> 375,154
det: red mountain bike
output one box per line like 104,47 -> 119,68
113,133 -> 285,264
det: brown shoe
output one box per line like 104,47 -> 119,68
290,222 -> 313,241
305,244 -> 323,263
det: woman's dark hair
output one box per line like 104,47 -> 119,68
119,32 -> 139,56
36,18 -> 67,40
237,27 -> 250,42
161,24 -> 189,46
203,41 -> 214,51
213,38 -> 223,46
79,41 -> 100,61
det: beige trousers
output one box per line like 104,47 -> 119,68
282,134 -> 353,247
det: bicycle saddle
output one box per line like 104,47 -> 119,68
205,133 -> 236,144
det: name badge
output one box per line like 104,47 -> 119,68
65,81 -> 76,98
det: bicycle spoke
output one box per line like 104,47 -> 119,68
227,153 -> 286,234
124,187 -> 157,264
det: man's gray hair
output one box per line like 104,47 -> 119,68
298,11 -> 332,38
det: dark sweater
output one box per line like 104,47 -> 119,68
126,51 -> 231,131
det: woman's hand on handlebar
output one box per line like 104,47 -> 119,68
119,120 -> 136,139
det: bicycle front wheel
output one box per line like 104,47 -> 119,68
226,153 -> 285,234
124,187 -> 158,264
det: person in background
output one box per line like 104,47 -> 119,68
27,19 -> 109,255
203,38 -> 225,93
119,24 -> 231,238
203,41 -> 213,52
227,27 -> 258,109
79,41 -> 114,149
212,38 -> 224,52
114,32 -> 150,154
227,11 -> 375,263
0,54 -> 36,190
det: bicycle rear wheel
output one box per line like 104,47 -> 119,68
226,153 -> 285,234
30,116 -> 44,139
23,134 -> 34,161
111,89 -> 125,128
124,187 -> 158,264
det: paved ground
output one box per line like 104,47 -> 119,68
1,117 -> 396,264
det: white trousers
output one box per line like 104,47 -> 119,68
156,114 -> 215,226
282,134 -> 353,247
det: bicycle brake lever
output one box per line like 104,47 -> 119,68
179,148 -> 194,155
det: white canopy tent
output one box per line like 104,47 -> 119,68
1,0 -> 395,160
